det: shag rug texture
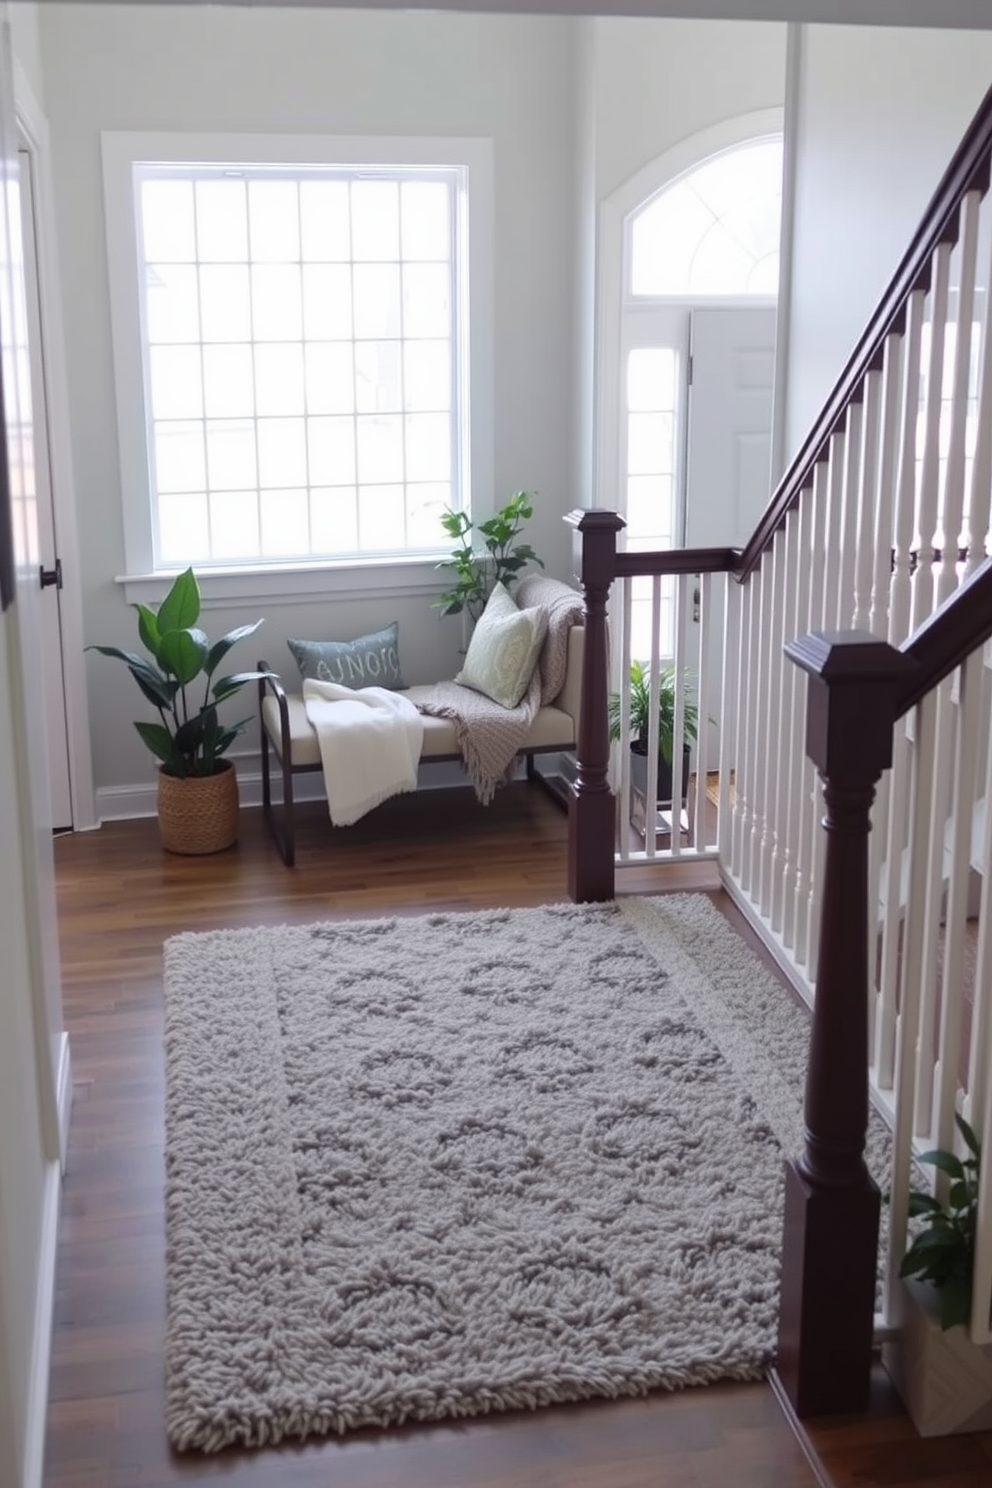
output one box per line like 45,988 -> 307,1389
163,894 -> 892,1453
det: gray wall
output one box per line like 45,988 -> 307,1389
39,2 -> 583,801
782,23 -> 992,463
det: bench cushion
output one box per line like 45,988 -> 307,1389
262,688 -> 577,768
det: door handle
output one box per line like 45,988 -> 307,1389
40,558 -> 62,590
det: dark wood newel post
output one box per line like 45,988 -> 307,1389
564,509 -> 624,903
777,630 -> 917,1419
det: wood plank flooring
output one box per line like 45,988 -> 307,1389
46,786 -> 992,1487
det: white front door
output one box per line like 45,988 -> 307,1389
19,143 -> 71,829
683,306 -> 776,771
684,305 -> 777,548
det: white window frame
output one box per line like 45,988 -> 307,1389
595,109 -> 784,521
101,131 -> 494,604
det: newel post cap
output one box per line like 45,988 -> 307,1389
785,630 -> 919,778
564,509 -> 625,588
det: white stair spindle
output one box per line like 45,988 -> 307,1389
869,331 -> 905,641
718,574 -> 741,865
932,652 -> 983,1157
853,370 -> 883,631
772,509 -> 800,934
670,573 -> 688,858
759,527 -> 788,915
695,571 -> 714,851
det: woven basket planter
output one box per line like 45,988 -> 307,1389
157,761 -> 239,855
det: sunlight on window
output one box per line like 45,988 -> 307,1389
136,165 -> 459,567
630,139 -> 783,298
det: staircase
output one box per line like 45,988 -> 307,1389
566,82 -> 992,1421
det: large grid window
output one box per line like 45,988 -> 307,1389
133,163 -> 464,569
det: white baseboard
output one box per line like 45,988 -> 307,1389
718,867 -> 815,1009
20,1157 -> 61,1488
56,1033 -> 72,1174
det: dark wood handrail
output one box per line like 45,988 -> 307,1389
614,546 -> 739,578
895,554 -> 992,717
737,80 -> 992,582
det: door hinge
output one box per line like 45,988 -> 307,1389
40,558 -> 62,591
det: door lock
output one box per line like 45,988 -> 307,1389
39,558 -> 62,591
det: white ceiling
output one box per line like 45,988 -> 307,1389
140,0 -> 992,29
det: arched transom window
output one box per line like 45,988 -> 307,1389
629,137 -> 783,299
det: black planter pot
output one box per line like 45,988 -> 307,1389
629,740 -> 692,808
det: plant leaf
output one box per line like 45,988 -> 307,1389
155,567 -> 200,634
158,628 -> 209,686
204,621 -> 264,679
907,1192 -> 945,1217
128,666 -> 177,710
134,603 -> 161,659
134,720 -> 179,770
211,670 -> 270,703
955,1113 -> 982,1162
917,1149 -> 966,1179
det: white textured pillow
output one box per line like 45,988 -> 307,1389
456,582 -> 548,709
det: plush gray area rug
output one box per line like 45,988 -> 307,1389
163,893 -> 891,1453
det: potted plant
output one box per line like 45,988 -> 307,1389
608,659 -> 699,808
881,1114 -> 992,1435
88,567 -> 269,855
433,489 -> 543,626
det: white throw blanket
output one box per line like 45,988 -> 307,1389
303,680 -> 424,826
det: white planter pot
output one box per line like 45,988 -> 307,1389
882,1276 -> 992,1436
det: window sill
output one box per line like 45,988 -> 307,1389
116,555 -> 448,609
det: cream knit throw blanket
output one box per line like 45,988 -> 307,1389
416,575 -> 584,804
303,679 -> 424,825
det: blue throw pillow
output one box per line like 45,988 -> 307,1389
287,623 -> 405,690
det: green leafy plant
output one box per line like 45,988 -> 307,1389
433,489 -> 543,624
87,567 -> 270,779
608,659 -> 699,763
898,1113 -> 981,1331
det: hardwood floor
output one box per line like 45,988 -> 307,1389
46,786 -> 992,1487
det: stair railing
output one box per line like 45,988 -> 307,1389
565,78 -> 992,1418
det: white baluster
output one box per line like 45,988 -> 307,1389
771,509 -> 800,935
759,527 -> 788,915
911,240 -> 952,633
836,400 -> 864,627
808,433 -> 847,975
718,574 -> 741,866
793,461 -> 828,970
912,209 -> 980,1136
695,571 -> 714,851
853,370 -> 883,631
783,492 -> 811,955
874,290 -> 926,1090
884,695 -> 938,1324
748,558 -> 774,901
643,574 -> 663,862
932,653 -> 983,1154
617,576 -> 634,866
964,196 -> 992,576
670,573 -> 688,858
869,333 -> 905,641
733,576 -> 757,890
966,677 -> 992,1344
937,191 -> 980,603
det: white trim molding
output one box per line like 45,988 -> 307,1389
101,129 -> 495,579
116,552 -> 448,609
594,107 -> 785,511
14,59 -> 97,831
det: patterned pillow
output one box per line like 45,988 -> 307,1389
456,582 -> 547,709
287,623 -> 405,690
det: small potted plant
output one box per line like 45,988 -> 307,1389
608,659 -> 699,808
88,567 -> 269,854
882,1114 -> 992,1436
433,489 -> 543,626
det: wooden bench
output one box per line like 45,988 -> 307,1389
257,624 -> 584,864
